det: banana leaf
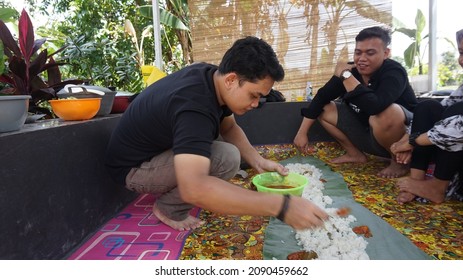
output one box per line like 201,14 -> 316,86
263,155 -> 432,260
139,5 -> 189,31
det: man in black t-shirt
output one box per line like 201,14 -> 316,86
294,26 -> 418,178
106,37 -> 328,231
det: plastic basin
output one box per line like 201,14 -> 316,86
0,95 -> 31,133
50,98 -> 101,121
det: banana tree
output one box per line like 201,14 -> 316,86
139,0 -> 192,64
394,9 -> 427,74
124,19 -> 152,67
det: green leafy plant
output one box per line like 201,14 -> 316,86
61,33 -> 144,93
393,9 -> 427,74
394,9 -> 454,75
0,8 -> 81,115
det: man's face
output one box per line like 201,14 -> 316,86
225,75 -> 274,115
353,37 -> 390,77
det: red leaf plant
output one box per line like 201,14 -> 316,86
0,8 -> 82,116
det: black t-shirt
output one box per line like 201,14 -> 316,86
105,63 -> 232,185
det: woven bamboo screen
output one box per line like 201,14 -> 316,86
189,0 -> 392,100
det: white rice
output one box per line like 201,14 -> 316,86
285,163 -> 369,260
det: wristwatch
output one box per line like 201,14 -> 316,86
408,132 -> 421,147
340,69 -> 352,81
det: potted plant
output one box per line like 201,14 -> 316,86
0,8 -> 82,128
0,7 -> 27,132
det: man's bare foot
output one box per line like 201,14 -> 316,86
397,191 -> 416,205
153,204 -> 205,231
330,153 -> 367,164
377,160 -> 409,178
396,177 -> 449,204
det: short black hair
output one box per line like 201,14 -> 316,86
356,26 -> 392,48
218,36 -> 284,83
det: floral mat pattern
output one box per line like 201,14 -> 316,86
180,142 -> 463,260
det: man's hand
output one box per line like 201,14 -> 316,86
293,117 -> 315,154
253,157 -> 289,176
284,196 -> 329,230
390,135 -> 414,155
394,151 -> 412,164
294,130 -> 309,154
334,61 -> 355,77
390,135 -> 414,164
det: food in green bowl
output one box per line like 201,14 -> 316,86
252,172 -> 308,196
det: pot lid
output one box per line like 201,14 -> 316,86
58,85 -> 105,96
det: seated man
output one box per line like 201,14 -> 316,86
105,36 -> 328,231
294,26 -> 417,178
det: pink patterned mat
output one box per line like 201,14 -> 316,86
68,194 -> 199,260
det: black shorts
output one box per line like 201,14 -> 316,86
335,101 -> 413,158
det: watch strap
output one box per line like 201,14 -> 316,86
408,132 -> 421,147
276,194 -> 290,222
340,69 -> 352,81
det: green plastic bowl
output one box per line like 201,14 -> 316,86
252,172 -> 308,196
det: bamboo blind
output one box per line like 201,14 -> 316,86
189,0 -> 392,100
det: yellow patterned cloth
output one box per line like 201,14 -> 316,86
180,142 -> 463,260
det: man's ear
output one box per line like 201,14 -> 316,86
385,47 -> 391,58
224,72 -> 238,88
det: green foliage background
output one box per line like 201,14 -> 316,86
21,0 -> 190,94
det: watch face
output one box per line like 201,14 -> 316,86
342,70 -> 352,79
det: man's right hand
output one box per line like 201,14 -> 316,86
293,130 -> 309,153
390,135 -> 414,164
283,196 -> 328,230
294,118 -> 316,153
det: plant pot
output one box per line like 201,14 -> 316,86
0,95 -> 31,133
409,75 -> 430,95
